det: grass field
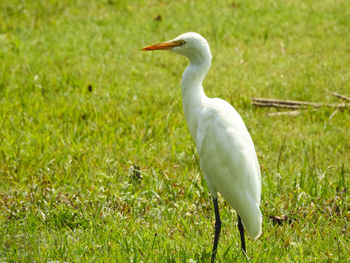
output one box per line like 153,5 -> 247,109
1,0 -> 350,262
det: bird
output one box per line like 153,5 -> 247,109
142,32 -> 262,262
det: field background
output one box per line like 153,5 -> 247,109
0,0 -> 349,262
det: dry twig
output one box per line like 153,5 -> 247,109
326,90 -> 350,102
267,111 -> 302,117
252,97 -> 350,109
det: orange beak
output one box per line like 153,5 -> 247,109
142,40 -> 184,51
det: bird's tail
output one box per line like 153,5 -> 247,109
240,202 -> 262,239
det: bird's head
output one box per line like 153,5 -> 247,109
142,32 -> 212,64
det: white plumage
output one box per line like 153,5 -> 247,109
197,97 -> 262,238
142,32 -> 262,261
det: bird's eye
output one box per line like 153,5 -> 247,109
179,40 -> 186,46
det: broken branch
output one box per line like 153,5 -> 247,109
326,90 -> 350,102
267,110 -> 302,117
252,97 -> 350,109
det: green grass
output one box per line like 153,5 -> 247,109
1,0 -> 349,262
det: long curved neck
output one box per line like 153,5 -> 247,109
181,53 -> 211,103
181,55 -> 211,138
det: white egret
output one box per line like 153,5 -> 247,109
142,32 -> 262,262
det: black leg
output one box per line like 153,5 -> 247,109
211,197 -> 221,263
237,215 -> 246,253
